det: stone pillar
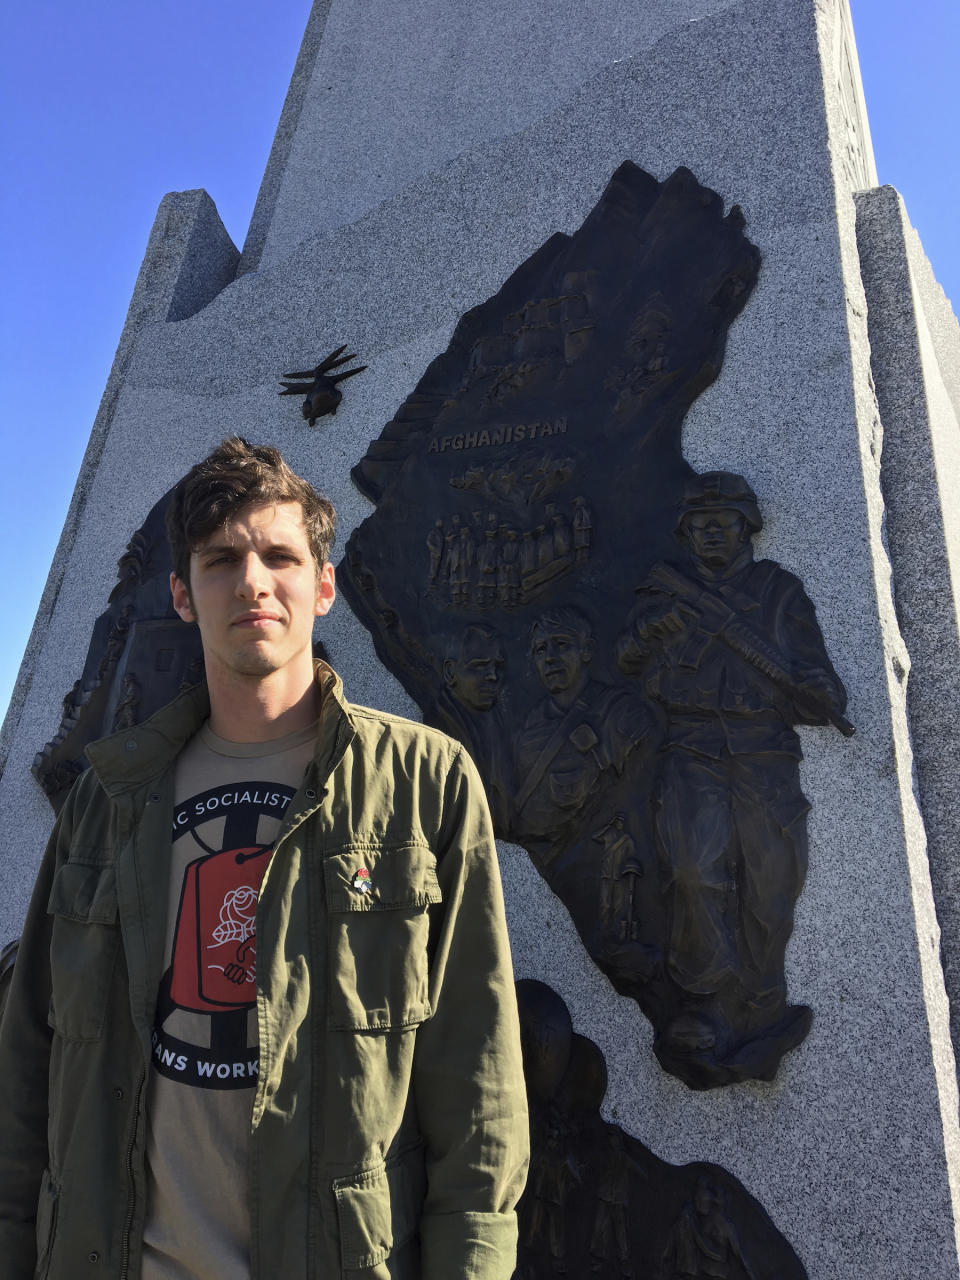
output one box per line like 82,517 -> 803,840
855,184 -> 960,1058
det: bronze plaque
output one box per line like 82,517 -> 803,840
341,162 -> 849,1088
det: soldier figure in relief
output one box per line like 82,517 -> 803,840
426,518 -> 445,583
514,607 -> 653,845
617,472 -> 848,1081
571,496 -> 592,563
477,517 -> 500,606
589,1128 -> 635,1276
594,813 -> 644,944
430,624 -> 511,831
659,1176 -> 757,1280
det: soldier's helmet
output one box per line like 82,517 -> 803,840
675,471 -> 763,534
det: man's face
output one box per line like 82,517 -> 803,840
532,628 -> 587,695
684,508 -> 746,568
170,501 -> 335,686
447,636 -> 504,711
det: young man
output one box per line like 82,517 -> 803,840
0,438 -> 529,1279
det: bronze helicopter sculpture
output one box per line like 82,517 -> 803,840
279,345 -> 367,425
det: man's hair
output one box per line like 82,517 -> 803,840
165,437 -> 336,584
529,605 -> 593,651
448,624 -> 502,664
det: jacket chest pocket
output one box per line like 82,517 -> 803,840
323,845 -> 441,1032
46,862 -> 121,1041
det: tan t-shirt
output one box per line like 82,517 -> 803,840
141,720 -> 315,1280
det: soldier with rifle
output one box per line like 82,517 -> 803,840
617,471 -> 849,1081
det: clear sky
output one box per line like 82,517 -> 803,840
0,1 -> 957,736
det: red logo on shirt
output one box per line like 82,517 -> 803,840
170,846 -> 271,1012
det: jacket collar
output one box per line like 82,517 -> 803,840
308,661 -> 357,787
85,661 -> 356,797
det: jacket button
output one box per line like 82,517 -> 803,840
114,1087 -> 124,1101
147,793 -> 161,804
305,788 -> 316,800
87,1252 -> 100,1263
124,739 -> 138,752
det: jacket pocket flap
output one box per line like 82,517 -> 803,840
333,1146 -> 426,1270
324,845 -> 441,913
47,863 -> 118,924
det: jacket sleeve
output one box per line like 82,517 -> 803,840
414,744 -> 529,1279
0,789 -> 75,1278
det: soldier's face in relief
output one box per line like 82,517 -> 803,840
444,633 -> 504,711
532,629 -> 588,695
683,508 -> 746,568
171,501 -> 335,684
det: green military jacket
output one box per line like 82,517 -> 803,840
0,664 -> 529,1279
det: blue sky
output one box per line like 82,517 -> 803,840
0,1 -> 957,733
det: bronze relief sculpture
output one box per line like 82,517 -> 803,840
340,161 -> 850,1088
513,980 -> 807,1277
33,492 -> 205,813
616,472 -> 849,1084
278,343 -> 367,424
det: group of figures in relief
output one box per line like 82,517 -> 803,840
427,470 -> 849,1089
511,981 -> 807,1278
426,481 -> 593,610
336,160 -> 852,1096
